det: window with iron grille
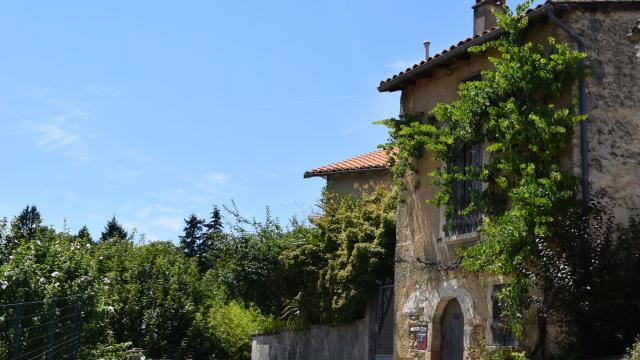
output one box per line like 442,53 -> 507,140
448,143 -> 482,236
490,285 -> 517,346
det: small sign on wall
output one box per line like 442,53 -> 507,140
410,326 -> 428,350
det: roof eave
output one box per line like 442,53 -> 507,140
303,167 -> 390,179
377,3 -> 552,93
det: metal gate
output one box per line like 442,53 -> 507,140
373,285 -> 394,360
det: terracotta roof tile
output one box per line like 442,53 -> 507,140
379,0 -> 640,92
304,149 -> 391,178
378,3 -> 547,91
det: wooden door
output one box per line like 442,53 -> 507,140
441,299 -> 464,360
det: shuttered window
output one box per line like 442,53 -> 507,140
448,143 -> 482,236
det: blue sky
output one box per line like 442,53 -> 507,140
0,0 -> 542,242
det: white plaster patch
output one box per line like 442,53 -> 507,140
402,286 -> 428,315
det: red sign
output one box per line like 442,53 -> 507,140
416,332 -> 428,350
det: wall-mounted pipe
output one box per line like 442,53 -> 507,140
547,8 -> 590,205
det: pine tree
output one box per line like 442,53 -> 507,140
179,214 -> 205,258
77,225 -> 94,243
199,205 -> 225,271
100,216 -> 129,242
12,205 -> 42,240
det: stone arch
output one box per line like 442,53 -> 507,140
424,280 -> 477,360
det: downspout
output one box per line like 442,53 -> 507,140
547,8 -> 590,205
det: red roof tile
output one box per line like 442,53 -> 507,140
377,3 -> 556,92
304,149 -> 390,178
378,0 -> 640,92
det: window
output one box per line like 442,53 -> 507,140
448,143 -> 482,236
490,285 -> 517,346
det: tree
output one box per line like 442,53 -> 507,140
77,225 -> 94,243
12,205 -> 42,240
100,216 -> 129,242
199,205 -> 225,270
179,214 -> 205,259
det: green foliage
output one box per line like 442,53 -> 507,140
625,337 -> 640,360
190,300 -> 281,360
0,188 -> 396,358
100,216 -> 129,243
281,187 -> 397,324
77,225 -> 93,243
211,205 -> 294,315
82,342 -> 134,360
96,240 -> 200,358
12,205 -> 42,241
180,214 -> 206,259
199,205 -> 225,271
378,0 -> 587,342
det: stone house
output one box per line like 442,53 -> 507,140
252,1 -> 640,359
375,1 -> 640,359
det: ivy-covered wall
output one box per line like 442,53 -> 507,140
390,5 -> 640,360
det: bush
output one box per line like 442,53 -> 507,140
189,300 -> 281,360
281,186 -> 397,325
625,337 -> 640,360
96,240 -> 200,358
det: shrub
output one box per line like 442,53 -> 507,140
625,337 -> 640,360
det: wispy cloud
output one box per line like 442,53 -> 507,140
21,91 -> 96,164
152,216 -> 183,232
205,172 -> 231,183
28,122 -> 80,152
385,60 -> 420,70
121,203 -> 186,242
254,95 -> 358,109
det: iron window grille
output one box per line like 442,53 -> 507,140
447,143 -> 482,236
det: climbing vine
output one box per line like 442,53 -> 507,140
378,0 -> 587,345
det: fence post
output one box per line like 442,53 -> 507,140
68,297 -> 82,360
11,302 -> 22,360
47,297 -> 57,360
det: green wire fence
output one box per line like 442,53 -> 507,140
0,295 -> 83,360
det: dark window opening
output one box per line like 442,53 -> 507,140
448,143 -> 482,236
491,285 -> 517,346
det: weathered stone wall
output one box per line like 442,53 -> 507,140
392,5 -> 640,359
560,5 -> 640,223
251,319 -> 371,360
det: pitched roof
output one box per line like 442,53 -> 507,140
378,3 -> 548,92
378,0 -> 640,92
304,149 -> 390,178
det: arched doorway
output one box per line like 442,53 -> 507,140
441,299 -> 464,360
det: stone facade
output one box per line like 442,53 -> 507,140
327,170 -> 393,197
388,4 -> 640,360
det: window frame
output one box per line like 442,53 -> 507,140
438,73 -> 486,244
439,143 -> 485,244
